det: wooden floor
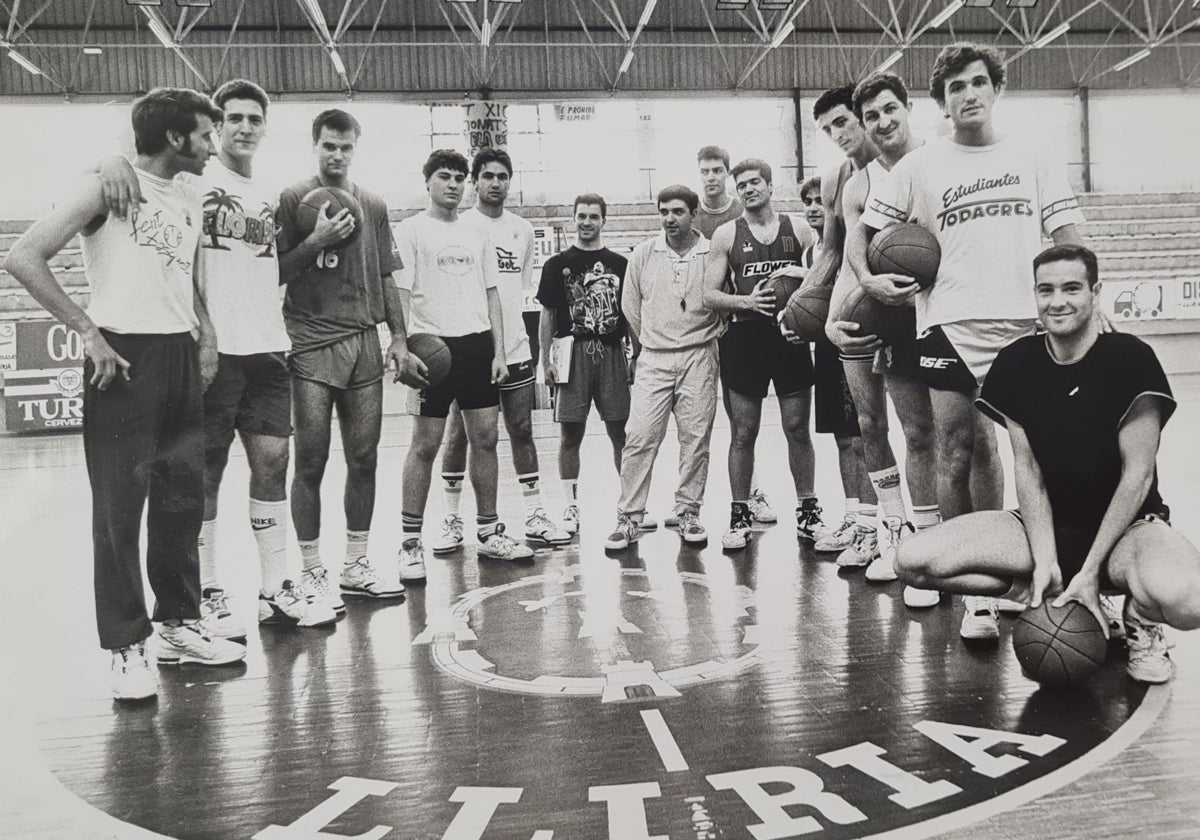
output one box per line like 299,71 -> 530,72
2,387 -> 1200,840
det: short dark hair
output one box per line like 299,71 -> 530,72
311,108 -> 361,143
131,87 -> 222,156
1033,244 -> 1099,289
696,145 -> 731,169
657,184 -> 699,213
731,158 -> 772,185
853,72 -> 909,120
573,193 -> 607,219
471,147 -> 513,180
929,42 -> 1006,106
813,85 -> 856,121
799,175 -> 822,203
213,78 -> 269,117
423,149 -> 469,180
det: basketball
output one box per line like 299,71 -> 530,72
295,186 -> 362,248
1012,601 -> 1108,686
782,284 -> 831,342
770,273 -> 803,316
867,223 -> 941,289
406,333 -> 452,388
841,286 -> 912,346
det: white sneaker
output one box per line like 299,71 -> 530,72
301,566 -> 345,615
604,514 -> 642,551
721,517 -> 753,551
959,596 -> 1000,640
639,513 -> 659,532
814,516 -> 856,552
748,490 -> 777,524
111,643 -> 157,701
258,579 -> 338,627
525,508 -> 572,546
478,524 -> 535,561
433,514 -> 464,555
903,586 -> 941,609
562,504 -> 580,535
1125,604 -> 1172,684
341,557 -> 405,599
156,621 -> 247,666
866,517 -> 910,582
664,513 -> 680,529
995,598 -> 1027,614
1101,594 -> 1126,642
398,538 -> 427,582
836,526 -> 878,568
678,512 -> 708,544
200,587 -> 246,639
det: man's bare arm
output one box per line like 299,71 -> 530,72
801,167 -> 846,291
701,222 -> 772,316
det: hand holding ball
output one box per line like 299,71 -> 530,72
867,223 -> 940,290
295,186 -> 362,249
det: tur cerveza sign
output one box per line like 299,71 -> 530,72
3,321 -> 85,432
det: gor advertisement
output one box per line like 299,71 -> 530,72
2,321 -> 85,433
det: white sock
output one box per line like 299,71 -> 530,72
250,498 -> 289,597
562,479 -> 579,505
912,505 -> 941,530
844,497 -> 859,522
345,530 -> 369,567
518,473 -> 542,519
299,540 -> 322,573
869,465 -> 907,520
442,472 -> 465,517
198,519 -> 218,591
857,503 -> 878,530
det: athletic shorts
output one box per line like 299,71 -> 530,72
719,319 -> 815,401
288,329 -> 384,390
500,358 -> 535,393
840,306 -> 920,372
812,340 -> 860,437
409,330 -> 500,418
204,352 -> 292,451
1007,506 -> 1171,590
553,339 -> 630,423
917,318 -> 1037,393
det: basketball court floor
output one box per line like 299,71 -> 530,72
2,383 -> 1199,840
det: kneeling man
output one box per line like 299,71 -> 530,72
897,244 -> 1200,683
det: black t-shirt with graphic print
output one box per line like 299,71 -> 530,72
536,246 -> 628,346
976,331 -> 1175,535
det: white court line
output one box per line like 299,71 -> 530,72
640,708 -> 690,772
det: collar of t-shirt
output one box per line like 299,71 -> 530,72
652,231 -> 710,261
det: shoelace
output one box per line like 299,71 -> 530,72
205,591 -> 231,614
350,558 -> 382,584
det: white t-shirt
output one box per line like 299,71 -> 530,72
81,169 -> 201,334
462,207 -> 533,363
394,213 -> 498,338
861,135 -> 1085,332
181,161 -> 290,355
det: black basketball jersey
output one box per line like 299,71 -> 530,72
727,215 -> 806,322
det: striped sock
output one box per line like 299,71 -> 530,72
477,512 -> 500,540
401,511 -> 423,538
298,539 -> 322,573
442,471 -> 465,516
518,472 -> 542,519
912,505 -> 941,530
345,530 -> 369,567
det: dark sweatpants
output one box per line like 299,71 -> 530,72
83,331 -> 205,650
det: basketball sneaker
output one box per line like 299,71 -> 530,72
525,508 -> 572,547
678,512 -> 708,544
959,596 -> 1000,641
156,621 -> 247,666
200,587 -> 246,640
903,586 -> 941,608
748,489 -> 778,523
258,580 -> 338,627
301,566 -> 345,615
111,642 -> 156,701
1124,603 -> 1172,684
562,504 -> 581,535
795,499 -> 827,542
866,517 -> 911,582
604,514 -> 641,551
478,524 -> 535,561
433,514 -> 464,554
640,514 -> 659,532
814,515 -> 856,552
721,515 -> 753,551
836,526 -> 878,568
663,513 -> 680,529
341,557 -> 405,599
1101,594 -> 1126,641
398,537 -> 427,582
994,598 -> 1027,614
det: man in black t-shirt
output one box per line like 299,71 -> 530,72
537,193 -> 649,536
896,245 -> 1200,684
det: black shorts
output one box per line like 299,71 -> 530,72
500,358 -> 535,393
813,340 -> 860,437
839,308 -> 920,378
204,352 -> 292,453
409,330 -> 499,418
719,319 -> 815,401
1008,507 -> 1171,590
915,324 -> 978,394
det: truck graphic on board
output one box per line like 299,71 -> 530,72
1113,282 -> 1162,318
